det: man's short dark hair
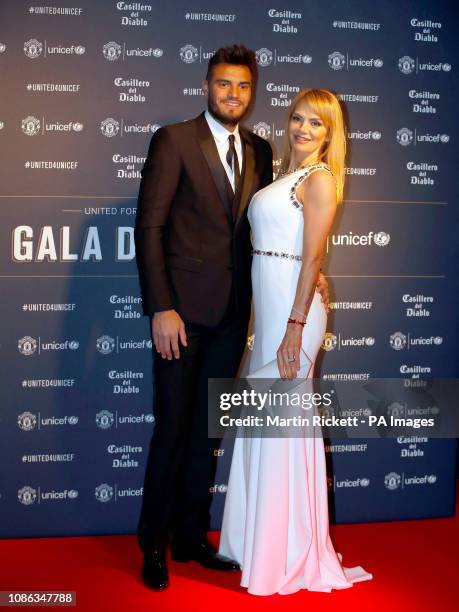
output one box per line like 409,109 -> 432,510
206,44 -> 257,83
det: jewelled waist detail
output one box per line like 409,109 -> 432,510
251,249 -> 302,261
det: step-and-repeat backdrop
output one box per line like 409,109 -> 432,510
0,0 -> 457,538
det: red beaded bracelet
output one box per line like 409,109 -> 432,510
287,318 -> 306,327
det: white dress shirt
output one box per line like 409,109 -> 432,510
204,110 -> 243,192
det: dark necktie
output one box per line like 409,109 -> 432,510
226,134 -> 241,193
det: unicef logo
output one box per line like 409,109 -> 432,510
322,332 -> 337,352
21,116 -> 41,136
360,478 -> 370,487
96,410 -> 114,429
252,121 -> 271,139
72,123 -> 83,132
18,486 -> 37,505
365,337 -> 375,346
374,231 -> 390,246
427,474 -> 437,484
68,416 -> 79,425
387,402 -> 405,417
68,490 -> 79,499
0,43 -> 6,53
217,484 -> 227,493
372,131 -> 382,140
398,55 -> 415,75
440,134 -> 449,143
328,51 -> 345,71
103,41 -> 122,61
374,59 -> 383,68
95,483 -> 114,503
69,341 -> 79,350
256,48 -> 273,67
397,127 -> 414,146
384,472 -> 401,491
302,55 -> 312,64
24,39 -> 43,59
97,335 -> 115,354
390,332 -> 407,350
74,45 -> 85,55
100,118 -> 120,138
180,44 -> 198,64
433,336 -> 443,345
18,336 -> 38,355
18,411 -> 37,431
145,414 -> 155,423
152,48 -> 163,58
442,63 -> 451,72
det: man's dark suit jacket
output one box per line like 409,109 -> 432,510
134,112 -> 273,327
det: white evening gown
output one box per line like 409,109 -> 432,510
219,163 -> 373,595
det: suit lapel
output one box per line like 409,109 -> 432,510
235,132 -> 255,227
195,113 -> 233,224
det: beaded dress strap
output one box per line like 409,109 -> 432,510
289,163 -> 335,210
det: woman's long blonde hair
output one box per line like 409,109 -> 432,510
279,88 -> 346,203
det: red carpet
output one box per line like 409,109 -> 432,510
1,492 -> 457,611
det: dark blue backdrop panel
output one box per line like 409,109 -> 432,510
0,0 -> 457,537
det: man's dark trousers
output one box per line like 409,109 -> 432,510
137,294 -> 247,552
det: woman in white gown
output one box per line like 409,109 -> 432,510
219,89 -> 373,595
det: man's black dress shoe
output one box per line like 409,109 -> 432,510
142,549 -> 169,590
171,540 -> 239,571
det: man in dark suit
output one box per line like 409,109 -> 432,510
134,45 -> 328,590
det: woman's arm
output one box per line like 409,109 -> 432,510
276,170 -> 337,379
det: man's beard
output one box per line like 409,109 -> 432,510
207,96 -> 248,127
